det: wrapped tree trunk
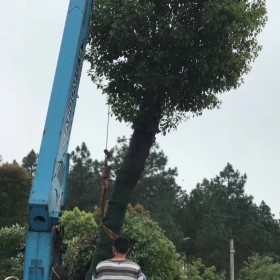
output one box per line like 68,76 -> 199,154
86,98 -> 161,280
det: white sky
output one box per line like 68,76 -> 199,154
1,1 -> 279,216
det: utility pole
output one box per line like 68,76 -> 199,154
230,239 -> 235,280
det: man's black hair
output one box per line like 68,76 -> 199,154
113,237 -> 129,254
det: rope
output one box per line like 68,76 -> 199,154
100,150 -> 118,240
100,149 -> 110,221
101,224 -> 119,240
105,104 -> 110,150
51,267 -> 61,279
100,103 -> 118,240
101,103 -> 111,220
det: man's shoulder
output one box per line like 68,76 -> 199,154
96,259 -> 113,269
96,259 -> 141,269
124,260 -> 141,268
96,259 -> 114,266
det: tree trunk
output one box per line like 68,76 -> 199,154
85,98 -> 161,280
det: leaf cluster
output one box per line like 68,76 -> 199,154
60,207 -> 98,240
60,206 -> 183,280
122,212 -> 182,280
0,225 -> 25,280
0,224 -> 25,260
86,0 -> 267,132
0,163 -> 32,227
187,258 -> 225,280
61,208 -> 99,278
239,254 -> 280,280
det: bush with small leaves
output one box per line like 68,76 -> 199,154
0,252 -> 24,280
60,207 -> 99,240
62,206 -> 184,280
122,212 -> 182,280
0,224 -> 25,260
187,258 -> 225,280
0,225 -> 25,280
61,208 -> 99,279
239,254 -> 280,280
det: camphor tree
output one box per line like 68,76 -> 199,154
85,0 -> 267,277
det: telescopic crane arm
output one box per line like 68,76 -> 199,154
23,1 -> 93,279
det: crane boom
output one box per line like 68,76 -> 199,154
23,1 -> 93,279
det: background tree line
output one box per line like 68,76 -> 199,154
65,139 -> 280,276
1,138 -> 280,278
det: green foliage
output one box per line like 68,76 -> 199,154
122,212 -> 182,280
67,142 -> 102,211
61,207 -> 98,240
239,254 -> 280,280
68,140 -> 280,278
22,149 -> 38,177
62,206 -> 183,280
0,225 -> 25,280
180,163 -> 280,274
0,163 -> 32,227
0,224 -> 25,260
86,0 -> 267,132
61,208 -> 99,279
127,203 -> 150,218
0,209 -> 99,280
0,252 -> 24,280
187,259 -> 225,280
0,253 -> 24,279
63,234 -> 98,279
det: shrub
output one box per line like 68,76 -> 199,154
0,224 -> 25,260
60,207 -> 98,240
61,208 -> 99,279
187,258 -> 225,280
62,206 -> 183,280
239,254 -> 280,280
0,252 -> 24,279
122,212 -> 182,280
0,225 -> 25,280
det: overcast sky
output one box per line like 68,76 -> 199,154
1,1 -> 279,216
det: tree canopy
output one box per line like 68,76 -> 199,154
86,0 -> 267,131
21,149 -> 37,177
0,163 -> 32,227
66,142 -> 102,211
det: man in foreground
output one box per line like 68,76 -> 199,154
93,237 -> 144,280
